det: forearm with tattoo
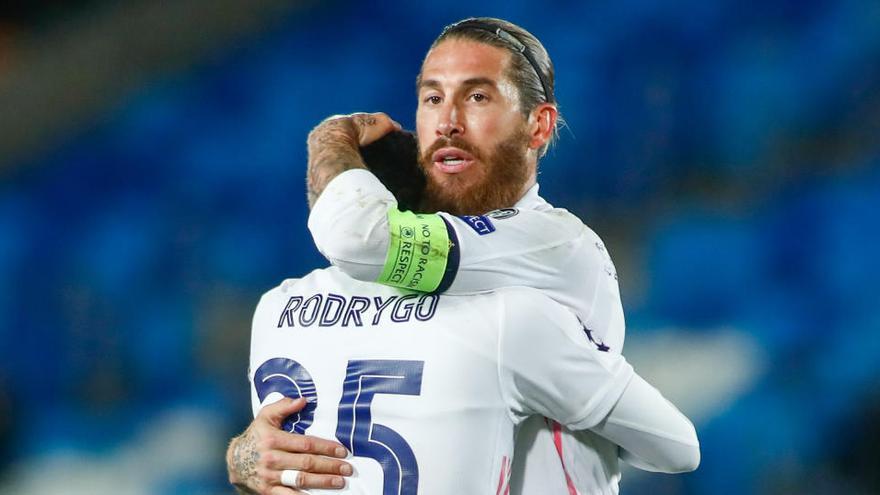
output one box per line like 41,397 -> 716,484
306,116 -> 375,208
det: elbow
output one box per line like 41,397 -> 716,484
316,231 -> 370,266
665,411 -> 701,473
314,225 -> 386,276
309,209 -> 389,274
621,441 -> 700,474
665,425 -> 701,473
686,444 -> 701,472
310,219 -> 389,283
667,422 -> 701,473
648,426 -> 701,474
668,443 -> 701,473
680,421 -> 701,472
638,442 -> 700,474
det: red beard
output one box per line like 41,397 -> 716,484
418,127 -> 531,216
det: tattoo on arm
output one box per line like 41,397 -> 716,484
231,429 -> 261,493
306,117 -> 370,208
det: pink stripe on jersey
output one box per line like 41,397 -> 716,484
548,418 -> 579,495
496,455 -> 512,495
496,455 -> 507,495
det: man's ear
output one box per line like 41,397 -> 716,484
528,103 -> 558,150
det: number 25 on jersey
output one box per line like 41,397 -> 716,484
253,358 -> 424,495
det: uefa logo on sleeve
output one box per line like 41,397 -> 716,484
486,208 -> 519,220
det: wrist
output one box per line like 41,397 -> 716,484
226,435 -> 243,485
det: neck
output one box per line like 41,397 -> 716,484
519,174 -> 537,198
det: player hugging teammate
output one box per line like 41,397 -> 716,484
227,17 -> 699,495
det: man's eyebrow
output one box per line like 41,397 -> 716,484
461,77 -> 498,89
416,77 -> 499,91
418,79 -> 442,90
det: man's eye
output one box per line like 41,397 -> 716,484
424,95 -> 442,104
469,93 -> 488,102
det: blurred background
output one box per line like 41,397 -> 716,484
0,0 -> 878,493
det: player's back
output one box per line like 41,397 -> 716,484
250,267 -> 524,494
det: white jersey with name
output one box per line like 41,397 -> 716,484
309,169 -> 628,493
249,267 -> 633,495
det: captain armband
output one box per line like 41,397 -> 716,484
378,207 -> 452,293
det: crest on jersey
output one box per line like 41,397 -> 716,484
486,208 -> 519,220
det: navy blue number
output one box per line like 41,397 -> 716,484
335,360 -> 424,495
252,358 -> 423,494
252,357 -> 318,434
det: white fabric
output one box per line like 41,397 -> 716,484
308,169 -> 635,493
249,268 -> 634,494
308,169 -> 626,352
510,418 -> 623,495
591,374 -> 700,473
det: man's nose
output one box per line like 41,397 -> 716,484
437,106 -> 464,138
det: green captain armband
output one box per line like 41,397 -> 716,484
378,207 -> 450,292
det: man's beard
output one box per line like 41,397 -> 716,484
418,126 -> 531,216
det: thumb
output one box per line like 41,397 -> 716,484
259,397 -> 308,427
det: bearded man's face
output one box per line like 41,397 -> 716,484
415,38 -> 536,216
417,125 -> 530,215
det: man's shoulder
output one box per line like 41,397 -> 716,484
516,203 -> 615,274
511,194 -> 609,245
533,195 -> 616,261
534,196 -> 606,239
491,286 -> 580,326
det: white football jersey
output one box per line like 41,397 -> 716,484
249,267 -> 634,495
309,169 -> 628,493
309,169 -> 625,353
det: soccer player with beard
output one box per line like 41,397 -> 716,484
309,18 -> 637,494
226,18 -> 699,495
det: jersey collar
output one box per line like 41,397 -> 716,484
515,183 -> 552,211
